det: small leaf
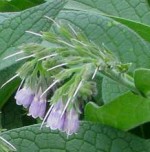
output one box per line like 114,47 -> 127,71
85,92 -> 150,131
134,68 -> 150,97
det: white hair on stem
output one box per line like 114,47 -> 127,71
0,136 -> 16,151
60,97 -> 72,118
40,80 -> 59,98
26,31 -> 42,37
73,80 -> 83,97
71,38 -> 87,47
1,73 -> 19,89
57,39 -> 75,48
61,80 -> 83,117
92,67 -> 98,79
47,63 -> 68,71
17,78 -> 25,92
16,54 -> 35,62
40,104 -> 54,129
3,51 -> 24,60
68,24 -> 77,36
38,53 -> 58,61
44,16 -> 60,28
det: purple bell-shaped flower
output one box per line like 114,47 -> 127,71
28,91 -> 47,120
46,100 -> 65,131
46,99 -> 79,135
63,108 -> 79,135
15,87 -> 34,108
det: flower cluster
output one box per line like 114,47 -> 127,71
15,87 -> 47,119
2,22 -> 133,136
15,86 -> 79,135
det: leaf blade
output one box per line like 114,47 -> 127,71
1,122 -> 149,152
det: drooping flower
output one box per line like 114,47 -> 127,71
46,100 -> 65,130
15,87 -> 34,108
46,99 -> 79,135
63,108 -> 79,135
28,91 -> 47,120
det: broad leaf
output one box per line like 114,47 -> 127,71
58,10 -> 150,68
68,0 -> 150,25
1,122 -> 150,152
85,92 -> 150,131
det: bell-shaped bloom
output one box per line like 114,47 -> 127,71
28,94 -> 47,120
46,100 -> 65,131
15,87 -> 34,108
63,108 -> 79,135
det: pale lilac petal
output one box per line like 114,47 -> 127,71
38,99 -> 47,119
63,108 -> 79,135
15,87 -> 34,108
46,100 -> 65,130
28,95 -> 46,119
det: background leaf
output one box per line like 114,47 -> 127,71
1,122 -> 150,152
0,0 -> 45,12
67,0 -> 150,25
104,15 -> 150,43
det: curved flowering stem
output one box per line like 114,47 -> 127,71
2,21 -> 143,136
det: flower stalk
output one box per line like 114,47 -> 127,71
2,22 -> 142,136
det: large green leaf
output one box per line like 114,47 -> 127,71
58,10 -> 150,67
67,0 -> 150,25
85,92 -> 150,131
1,122 -> 150,152
63,0 -> 150,102
0,0 -> 66,108
66,0 -> 150,42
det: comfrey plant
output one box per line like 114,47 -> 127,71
1,20 -> 139,136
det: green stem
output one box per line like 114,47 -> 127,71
102,68 -> 140,95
